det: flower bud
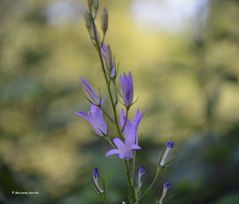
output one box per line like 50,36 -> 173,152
88,26 -> 100,44
138,166 -> 145,188
105,45 -> 113,71
92,168 -> 104,193
92,0 -> 99,17
84,12 -> 92,31
160,141 -> 175,167
80,78 -> 101,105
159,182 -> 172,204
101,8 -> 108,34
88,0 -> 93,10
101,44 -> 116,79
119,72 -> 134,107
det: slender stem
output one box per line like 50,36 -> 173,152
124,161 -> 135,204
141,167 -> 162,199
113,80 -> 118,106
131,152 -> 136,179
89,12 -> 136,204
104,135 -> 114,147
121,107 -> 129,133
101,107 -> 115,122
100,192 -> 109,204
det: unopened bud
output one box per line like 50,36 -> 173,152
105,45 -> 113,71
159,182 -> 172,204
92,0 -> 99,17
138,166 -> 145,188
84,12 -> 92,31
101,8 -> 108,34
88,26 -> 99,44
160,141 -> 175,167
101,44 -> 116,79
87,0 -> 93,11
92,168 -> 104,193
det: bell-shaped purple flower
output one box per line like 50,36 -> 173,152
75,104 -> 107,137
105,138 -> 140,159
80,78 -> 101,105
119,72 -> 134,107
120,108 -> 144,145
105,108 -> 144,160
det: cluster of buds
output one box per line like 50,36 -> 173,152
84,0 -> 108,45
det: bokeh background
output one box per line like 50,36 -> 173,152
0,0 -> 239,203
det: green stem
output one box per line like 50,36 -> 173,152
124,161 -> 135,204
113,80 -> 118,106
121,107 -> 129,133
141,167 -> 162,200
100,192 -> 109,204
94,35 -> 123,139
132,152 -> 136,180
90,12 -> 136,204
101,107 -> 115,123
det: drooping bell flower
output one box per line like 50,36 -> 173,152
160,141 -> 175,167
119,72 -> 134,107
80,78 -> 101,105
75,104 -> 107,137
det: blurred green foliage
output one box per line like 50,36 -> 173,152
0,0 -> 238,203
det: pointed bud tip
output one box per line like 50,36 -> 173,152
164,182 -> 172,189
93,168 -> 100,178
166,141 -> 175,149
138,166 -> 145,175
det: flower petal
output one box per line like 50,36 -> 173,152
113,138 -> 126,151
75,111 -> 91,122
120,108 -> 126,127
130,144 -> 141,150
105,149 -> 120,157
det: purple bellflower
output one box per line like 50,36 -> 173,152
120,108 -> 144,145
105,108 -> 144,160
160,141 -> 175,167
80,78 -> 101,105
159,182 -> 172,204
75,104 -> 107,137
92,168 -> 104,193
119,72 -> 134,107
106,138 -> 140,160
